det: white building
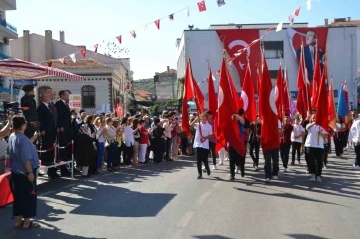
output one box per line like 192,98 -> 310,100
9,30 -> 131,113
176,18 -> 360,109
0,0 -> 17,58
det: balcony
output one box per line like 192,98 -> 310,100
0,18 -> 18,39
0,0 -> 16,10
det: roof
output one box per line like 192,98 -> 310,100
40,58 -> 109,69
329,20 -> 360,26
133,89 -> 152,101
156,69 -> 177,75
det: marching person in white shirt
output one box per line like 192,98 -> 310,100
349,111 -> 360,169
291,116 -> 305,165
304,114 -> 328,182
190,113 -> 213,179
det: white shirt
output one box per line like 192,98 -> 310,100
124,125 -> 135,147
291,124 -> 305,143
349,118 -> 360,143
193,122 -> 213,149
304,124 -> 326,148
278,120 -> 282,129
95,126 -> 105,143
163,121 -> 174,138
334,123 -> 345,132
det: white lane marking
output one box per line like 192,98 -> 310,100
196,191 -> 211,205
177,211 -> 194,227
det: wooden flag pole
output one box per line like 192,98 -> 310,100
301,41 -> 310,116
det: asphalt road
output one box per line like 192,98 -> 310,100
1,148 -> 360,239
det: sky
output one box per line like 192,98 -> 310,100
7,0 -> 360,80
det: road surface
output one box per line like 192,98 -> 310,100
1,149 -> 359,239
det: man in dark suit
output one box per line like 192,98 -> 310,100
55,90 -> 72,163
37,91 -> 58,179
296,30 -> 324,83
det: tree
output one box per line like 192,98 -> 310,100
151,104 -> 159,116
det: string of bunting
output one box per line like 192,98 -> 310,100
47,0 -> 227,66
196,0 -> 319,85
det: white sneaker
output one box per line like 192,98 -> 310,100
236,168 -> 241,174
218,163 -> 224,166
273,175 -> 279,180
225,158 -> 229,161
283,167 -> 287,173
265,178 -> 271,183
309,174 -> 316,182
316,176 -> 322,182
212,165 -> 217,170
202,166 -> 206,172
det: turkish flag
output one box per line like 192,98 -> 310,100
227,66 -> 243,110
81,49 -> 86,58
328,79 -> 336,128
241,63 -> 256,122
182,59 -> 204,136
216,29 -> 260,87
216,54 -> 246,156
311,46 -> 321,109
197,0 -> 207,12
282,70 -> 290,116
116,35 -> 122,44
259,56 -> 280,151
315,61 -> 328,131
116,104 -> 123,118
275,65 -> 283,120
207,68 -> 217,114
154,19 -> 160,30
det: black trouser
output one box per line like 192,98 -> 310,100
181,137 -> 188,154
209,141 -> 216,165
165,137 -> 171,159
196,147 -> 210,176
123,145 -> 133,165
263,148 -> 279,179
291,142 -> 302,163
236,141 -> 247,168
249,141 -> 260,166
323,143 -> 330,165
12,168 -> 37,218
334,138 -> 344,156
280,143 -> 291,168
229,147 -> 245,176
116,147 -> 122,166
41,133 -> 57,177
305,147 -> 324,176
354,145 -> 360,166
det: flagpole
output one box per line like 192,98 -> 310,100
280,51 -> 284,121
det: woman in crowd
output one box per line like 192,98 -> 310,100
0,118 -> 12,174
131,118 -> 140,166
172,117 -> 182,160
334,116 -> 346,157
291,116 -> 305,165
304,114 -> 328,182
103,117 -> 118,171
190,113 -> 213,179
249,116 -> 261,171
138,119 -> 149,164
93,116 -> 105,172
77,115 -> 97,177
122,117 -> 133,167
8,115 -> 40,229
115,119 -> 124,166
152,118 -> 166,164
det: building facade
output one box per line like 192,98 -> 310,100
176,18 -> 360,110
9,30 -> 131,110
154,66 -> 177,103
0,0 -> 17,58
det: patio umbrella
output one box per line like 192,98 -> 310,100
0,58 -> 84,101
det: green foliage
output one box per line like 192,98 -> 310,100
133,78 -> 155,92
151,104 -> 159,115
141,107 -> 149,115
165,99 -> 180,106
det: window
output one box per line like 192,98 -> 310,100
81,85 -> 95,108
264,41 -> 283,59
37,85 -> 51,102
269,70 -> 278,87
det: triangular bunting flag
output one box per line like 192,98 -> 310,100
288,14 -> 294,25
306,0 -> 312,10
94,44 -> 99,53
59,58 -> 66,64
197,0 -> 207,12
130,30 -> 136,38
184,8 -> 190,17
47,61 -> 52,67
116,35 -> 122,44
217,0 -> 226,7
142,25 -> 147,31
294,7 -> 301,16
80,49 -> 86,58
169,14 -> 174,21
276,22 -> 283,32
154,19 -> 160,30
70,53 -> 76,63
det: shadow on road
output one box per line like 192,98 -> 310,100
192,235 -> 234,239
285,233 -> 329,239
